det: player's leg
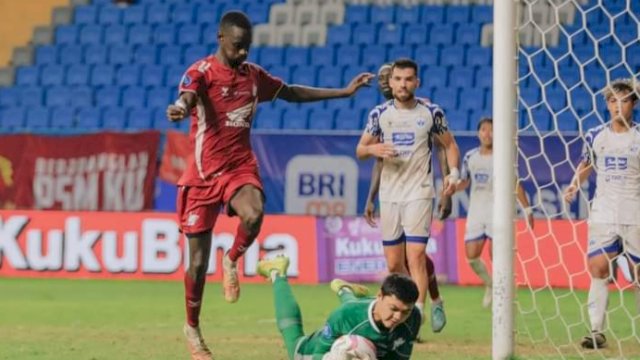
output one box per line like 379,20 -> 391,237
380,201 -> 409,274
425,255 -> 440,301
330,279 -> 370,303
621,226 -> 640,315
257,256 -> 303,360
465,220 -> 492,307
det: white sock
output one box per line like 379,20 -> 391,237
269,270 -> 278,283
415,302 -> 424,316
587,278 -> 609,332
468,258 -> 492,287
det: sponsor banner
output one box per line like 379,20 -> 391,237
0,132 -> 160,211
0,210 -> 318,283
316,216 -> 456,283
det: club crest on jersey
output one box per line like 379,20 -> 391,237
182,75 -> 192,86
321,324 -> 332,339
221,86 -> 230,97
416,118 -> 426,128
392,337 -> 406,350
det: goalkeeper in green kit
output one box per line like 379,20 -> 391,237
257,256 -> 421,360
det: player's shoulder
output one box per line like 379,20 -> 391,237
369,100 -> 393,118
464,147 -> 481,160
584,123 -> 609,141
421,101 -> 444,117
186,56 -> 216,73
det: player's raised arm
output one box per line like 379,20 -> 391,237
564,133 -> 595,203
167,64 -> 205,122
277,72 -> 375,102
167,92 -> 197,122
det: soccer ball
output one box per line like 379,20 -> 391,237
328,335 -> 377,360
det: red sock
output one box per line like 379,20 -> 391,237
228,223 -> 254,262
425,255 -> 440,301
185,273 -> 206,327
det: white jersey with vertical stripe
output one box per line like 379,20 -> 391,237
365,99 -> 449,202
582,123 -> 640,225
461,147 -> 493,224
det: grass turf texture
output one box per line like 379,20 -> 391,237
0,278 -> 638,359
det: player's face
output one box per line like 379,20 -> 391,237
377,67 -> 392,100
478,122 -> 493,147
218,25 -> 252,68
375,294 -> 414,329
389,67 -> 419,102
606,90 -> 637,124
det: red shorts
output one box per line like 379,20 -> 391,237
176,165 -> 263,235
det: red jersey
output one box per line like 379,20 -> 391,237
177,56 -> 284,186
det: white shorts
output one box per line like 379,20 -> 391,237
464,219 -> 493,242
380,199 -> 433,246
588,223 -> 640,263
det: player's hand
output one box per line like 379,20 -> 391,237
166,104 -> 187,122
367,143 -> 396,159
438,194 -> 452,220
443,175 -> 457,196
364,201 -> 377,228
563,184 -> 578,203
345,72 -> 375,96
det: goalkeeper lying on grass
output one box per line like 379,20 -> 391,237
257,256 -> 421,360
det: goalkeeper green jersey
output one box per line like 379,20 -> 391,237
294,298 -> 421,360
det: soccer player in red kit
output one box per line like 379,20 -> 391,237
166,11 -> 374,360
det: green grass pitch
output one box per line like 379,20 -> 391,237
0,278 -> 638,359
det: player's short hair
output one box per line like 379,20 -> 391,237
477,117 -> 493,131
219,11 -> 252,32
377,63 -> 392,76
391,58 -> 418,77
602,78 -> 640,102
380,273 -> 419,304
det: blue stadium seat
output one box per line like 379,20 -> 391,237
335,45 -> 360,66
173,3 -> 196,24
16,67 -> 39,86
466,46 -> 491,67
79,25 -> 103,45
268,66 -> 290,83
98,6 -> 123,25
520,87 -> 541,105
41,65 -> 65,86
449,68 -> 475,88
530,107 -> 553,131
352,86 -> 379,110
127,108 -> 153,129
159,45 -> 183,65
84,45 -> 108,65
291,65 -> 316,85
59,45 -> 83,65
284,47 -> 309,67
361,45 -> 387,68
76,107 -> 101,129
610,65 -> 632,80
122,86 -> 147,108
457,24 -> 480,46
122,4 -> 146,25
128,25 -> 153,45
147,4 -> 170,25
152,107 -> 175,131
25,107 -> 50,130
56,25 -> 78,44
317,65 -> 343,88
326,97 -> 352,112
309,46 -> 335,66
472,5 -> 493,24
116,65 -> 141,86
133,44 -> 157,64
475,67 -> 492,89
580,113 -> 603,132
343,65 -> 369,84
388,45 -> 413,60
430,24 -> 455,46
109,45 -> 133,65
254,108 -> 282,129
104,25 -> 127,45
432,88 -> 458,110
197,4 -> 219,24
165,65 -> 185,86
554,110 -> 578,132
370,5 -> 395,24
70,86 -> 93,107
396,5 -> 419,24
91,65 -> 115,86
600,43 -> 622,68
96,86 -> 121,107
308,109 -> 335,130
421,66 -> 448,89
184,45 -> 208,65
141,65 -> 165,87
353,24 -> 377,45
154,24 -> 177,45
570,87 -> 593,115
415,46 -> 439,67
346,5 -> 370,24
0,88 -> 18,107
45,86 -> 69,106
102,107 -> 127,130
458,88 -> 484,112
421,6 -> 444,24
247,47 -> 260,63
403,24 -> 429,46
334,109 -> 362,130
74,5 -> 98,25
51,107 -> 75,129
446,6 -> 470,24
178,24 -> 202,46
21,87 -> 44,107
35,46 -> 57,65
583,62 -> 606,91
0,107 -> 26,128
546,88 -> 568,112
446,110 -> 469,131
282,107 -> 309,129
327,24 -> 352,45
260,47 -> 284,68
440,46 -> 464,67
246,3 -> 269,24
147,87 -> 172,109
378,24 -> 403,46
202,24 -> 219,46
